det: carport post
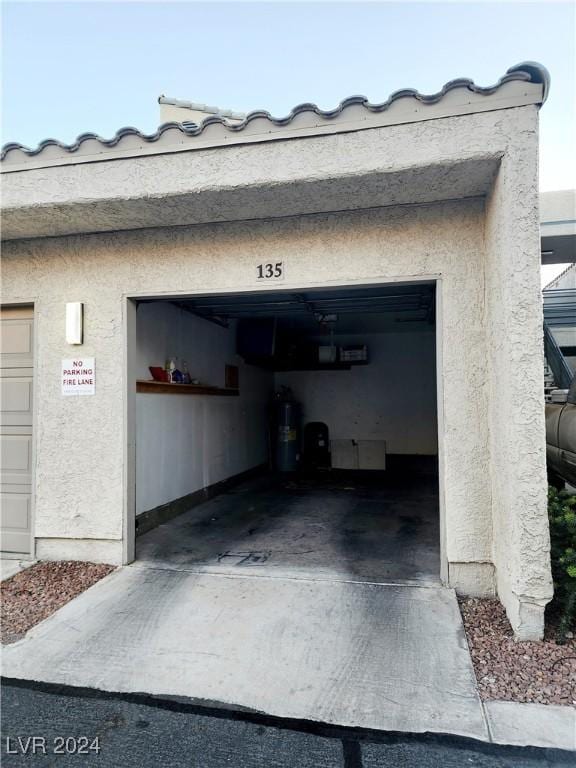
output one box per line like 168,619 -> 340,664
435,279 -> 448,586
122,296 -> 137,565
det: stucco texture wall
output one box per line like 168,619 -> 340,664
484,117 -> 553,639
2,183 -> 552,635
2,199 -> 488,561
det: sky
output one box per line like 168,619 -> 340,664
2,1 -> 575,281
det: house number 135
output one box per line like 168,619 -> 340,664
257,262 -> 284,280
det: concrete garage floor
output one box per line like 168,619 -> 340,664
135,465 -> 441,585
2,463 -> 489,740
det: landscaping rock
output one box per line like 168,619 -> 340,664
1,561 -> 115,644
460,598 -> 576,707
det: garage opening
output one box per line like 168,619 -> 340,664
133,283 -> 440,584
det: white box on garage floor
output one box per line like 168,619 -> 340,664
331,439 -> 386,470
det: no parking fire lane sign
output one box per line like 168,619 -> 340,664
61,358 -> 95,396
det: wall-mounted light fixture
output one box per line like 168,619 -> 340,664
65,302 -> 84,345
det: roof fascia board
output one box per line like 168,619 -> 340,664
1,81 -> 542,175
541,221 -> 576,238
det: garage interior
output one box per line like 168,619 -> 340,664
134,283 -> 440,584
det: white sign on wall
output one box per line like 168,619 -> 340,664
62,358 -> 95,396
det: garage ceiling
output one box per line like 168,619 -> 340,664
166,283 -> 436,334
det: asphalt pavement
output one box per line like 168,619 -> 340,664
1,679 -> 573,768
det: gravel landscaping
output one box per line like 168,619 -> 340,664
460,597 -> 576,707
1,561 -> 115,644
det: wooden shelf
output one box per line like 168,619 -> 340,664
137,380 -> 239,396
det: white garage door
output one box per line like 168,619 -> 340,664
1,306 -> 34,556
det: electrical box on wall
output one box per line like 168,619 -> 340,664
65,302 -> 84,345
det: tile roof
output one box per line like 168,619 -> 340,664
1,62 -> 550,164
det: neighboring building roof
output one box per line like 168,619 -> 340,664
541,189 -> 576,266
158,95 -> 246,121
1,61 -> 550,171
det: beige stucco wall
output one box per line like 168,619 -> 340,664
484,118 -> 554,640
1,103 -> 553,638
0,107 -> 525,240
2,200 -> 490,564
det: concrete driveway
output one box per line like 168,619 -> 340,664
2,565 -> 487,740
